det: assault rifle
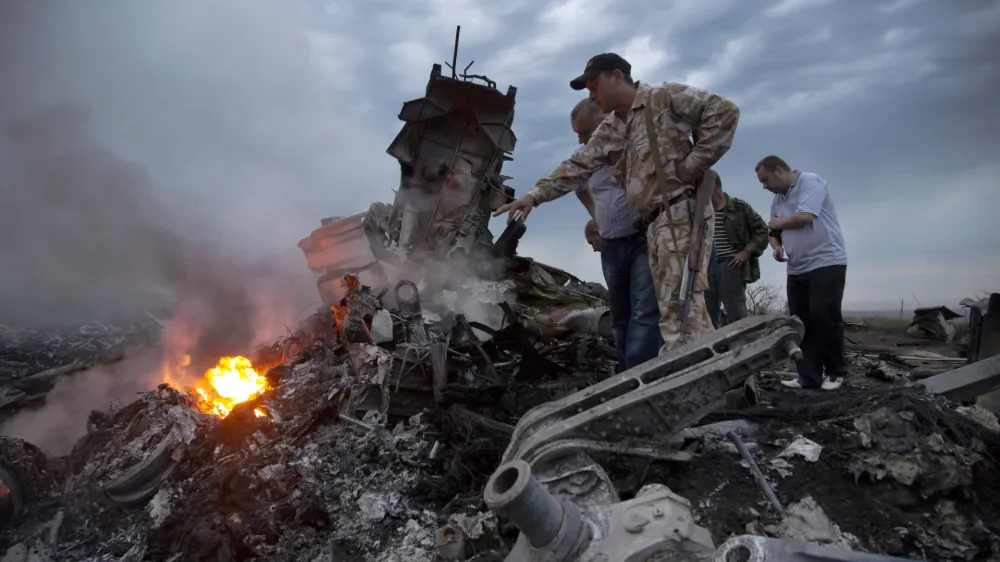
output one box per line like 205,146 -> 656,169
642,103 -> 720,337
677,168 -> 718,335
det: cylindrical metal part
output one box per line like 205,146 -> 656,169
727,432 -> 785,517
782,339 -> 804,361
558,306 -> 612,339
394,280 -> 421,315
484,460 -> 564,549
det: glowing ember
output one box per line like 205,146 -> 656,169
331,303 -> 349,328
195,356 -> 269,417
330,273 -> 359,329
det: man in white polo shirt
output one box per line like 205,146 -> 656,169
756,155 -> 848,391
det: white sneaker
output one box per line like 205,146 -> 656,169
821,378 -> 843,391
780,379 -> 804,389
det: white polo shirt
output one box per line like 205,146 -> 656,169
770,172 -> 847,275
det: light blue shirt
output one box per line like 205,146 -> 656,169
770,172 -> 847,275
574,144 -> 640,239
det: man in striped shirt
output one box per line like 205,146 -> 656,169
705,175 -> 770,328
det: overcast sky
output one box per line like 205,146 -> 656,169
2,0 -> 998,322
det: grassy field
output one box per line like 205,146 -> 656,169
845,315 -> 968,339
845,315 -> 911,333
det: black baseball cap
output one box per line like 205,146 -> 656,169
569,53 -> 632,90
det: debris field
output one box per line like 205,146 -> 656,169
1,283 -> 999,561
3,38 -> 1000,562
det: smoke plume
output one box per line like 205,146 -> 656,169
0,1 -> 394,447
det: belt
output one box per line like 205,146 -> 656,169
602,231 -> 645,243
633,189 -> 696,232
646,189 -> 695,222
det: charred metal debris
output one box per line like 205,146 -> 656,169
3,32 -> 1000,562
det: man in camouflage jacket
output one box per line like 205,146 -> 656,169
706,175 -> 769,328
495,53 -> 740,352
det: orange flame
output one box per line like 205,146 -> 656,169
331,303 -> 349,327
194,356 -> 269,418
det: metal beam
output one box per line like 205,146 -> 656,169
919,354 -> 1000,401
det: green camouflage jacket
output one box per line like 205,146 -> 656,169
717,194 -> 769,283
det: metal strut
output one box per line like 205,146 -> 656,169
485,313 -> 925,561
500,314 -> 805,468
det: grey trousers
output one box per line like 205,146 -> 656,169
706,258 -> 748,328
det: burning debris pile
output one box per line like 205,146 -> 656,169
0,274 -> 618,561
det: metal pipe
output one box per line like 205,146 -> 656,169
726,432 -> 785,517
484,460 -> 564,548
451,26 -> 460,79
782,339 -> 804,361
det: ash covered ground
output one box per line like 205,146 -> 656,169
1,301 -> 999,561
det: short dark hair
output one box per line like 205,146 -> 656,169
755,155 -> 791,173
714,174 -> 723,191
600,69 -> 635,86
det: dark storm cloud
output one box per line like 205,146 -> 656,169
1,0 -> 995,319
0,0 -> 388,330
399,0 -> 999,308
331,0 -> 998,309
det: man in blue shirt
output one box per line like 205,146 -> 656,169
569,98 -> 662,371
756,155 -> 848,391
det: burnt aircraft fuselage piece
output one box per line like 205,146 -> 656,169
386,63 -> 518,258
298,62 -> 519,305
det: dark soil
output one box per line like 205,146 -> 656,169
656,450 -> 768,542
651,383 -> 1000,559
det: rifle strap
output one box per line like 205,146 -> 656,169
642,104 -> 686,280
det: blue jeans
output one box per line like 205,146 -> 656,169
601,234 -> 663,371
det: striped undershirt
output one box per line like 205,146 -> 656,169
713,213 -> 735,259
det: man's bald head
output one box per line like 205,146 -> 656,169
571,98 -> 607,144
585,219 -> 601,252
571,98 -> 603,121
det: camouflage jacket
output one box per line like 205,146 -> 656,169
528,82 -> 740,215
717,194 -> 769,284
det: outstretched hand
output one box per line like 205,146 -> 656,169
493,194 -> 536,224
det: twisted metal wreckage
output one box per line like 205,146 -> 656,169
235,27 -> 1000,562
3,26 -> 1000,562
